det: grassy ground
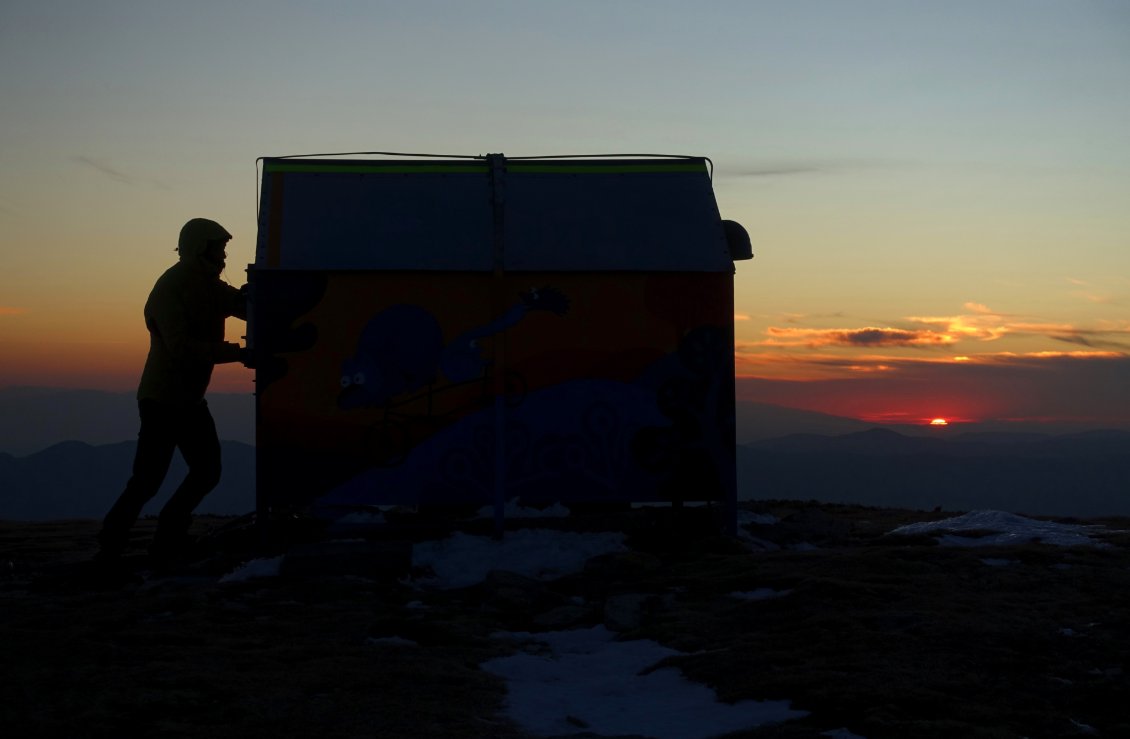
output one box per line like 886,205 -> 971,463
1,504 -> 1127,738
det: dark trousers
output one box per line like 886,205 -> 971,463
99,399 -> 222,554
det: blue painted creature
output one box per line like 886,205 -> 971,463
339,287 -> 568,409
338,304 -> 444,409
441,286 -> 569,382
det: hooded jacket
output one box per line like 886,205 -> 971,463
137,219 -> 247,405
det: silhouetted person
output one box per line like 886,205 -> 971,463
98,218 -> 249,564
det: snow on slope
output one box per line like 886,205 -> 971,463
220,511 -> 1115,737
889,510 -> 1110,547
483,625 -> 807,738
411,528 -> 627,589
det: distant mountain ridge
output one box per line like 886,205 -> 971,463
2,388 -> 1126,520
0,387 -> 254,456
748,427 -> 1130,458
735,401 -> 879,441
740,428 -> 1130,517
2,427 -> 1127,521
0,440 -> 254,520
2,387 -> 1120,456
736,400 -> 1130,442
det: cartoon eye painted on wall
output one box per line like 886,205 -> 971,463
520,285 -> 569,315
352,372 -> 366,386
340,375 -> 352,389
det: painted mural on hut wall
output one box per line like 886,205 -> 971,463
254,271 -> 735,513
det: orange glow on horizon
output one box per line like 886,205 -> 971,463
930,418 -> 949,426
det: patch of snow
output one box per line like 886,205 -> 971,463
412,529 -> 626,589
823,729 -> 868,739
475,501 -> 571,519
336,510 -> 386,525
364,636 -> 418,648
790,542 -> 819,551
218,556 -> 284,583
1088,667 -> 1124,677
483,625 -> 806,738
980,558 -> 1014,567
736,511 -> 783,549
730,588 -> 792,601
739,511 -> 780,526
404,600 -> 428,610
742,536 -> 782,551
889,511 -> 1107,548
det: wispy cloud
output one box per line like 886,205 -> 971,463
736,353 -> 1130,426
72,156 -> 135,185
905,310 -> 1011,341
737,301 -> 1130,425
757,326 -> 954,348
907,304 -> 1130,346
1066,277 -> 1124,306
71,156 -> 171,190
742,304 -> 1130,385
715,157 -> 902,180
719,164 -> 825,178
779,312 -> 846,325
1050,331 -> 1130,351
735,342 -> 1125,380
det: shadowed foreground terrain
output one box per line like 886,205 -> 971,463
2,503 -> 1128,738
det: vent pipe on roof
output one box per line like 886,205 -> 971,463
723,220 -> 753,261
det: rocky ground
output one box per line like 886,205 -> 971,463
2,502 -> 1128,738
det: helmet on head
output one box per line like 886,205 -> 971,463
177,218 -> 232,261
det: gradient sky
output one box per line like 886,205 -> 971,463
2,1 -> 1128,428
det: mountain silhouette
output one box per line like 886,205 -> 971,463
0,387 -> 253,456
751,428 -> 949,456
0,440 -> 254,520
741,428 -> 1130,516
2,390 -> 1127,520
749,427 -> 1130,458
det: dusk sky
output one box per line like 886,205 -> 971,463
2,1 -> 1128,429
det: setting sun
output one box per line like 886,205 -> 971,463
930,418 -> 949,426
